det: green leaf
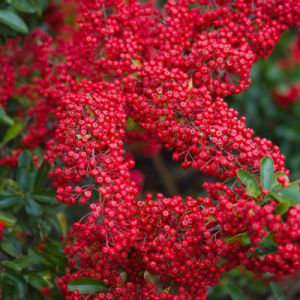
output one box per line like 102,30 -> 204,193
2,261 -> 20,272
0,108 -> 14,127
18,150 -> 33,169
269,282 -> 286,300
14,276 -> 27,298
0,273 -> 27,299
0,191 -> 20,208
33,0 -> 45,16
15,255 -> 33,269
260,156 -> 274,190
0,273 -> 16,299
2,288 -> 14,300
33,161 -> 50,192
25,273 -> 48,290
40,244 -> 66,274
237,169 -> 261,198
2,120 -> 24,144
11,0 -> 36,13
131,58 -> 141,66
56,212 -> 67,236
2,179 -> 19,190
68,278 -> 108,293
31,191 -> 57,204
256,236 -> 278,256
118,271 -> 127,287
271,180 -> 300,206
27,248 -> 52,267
0,211 -> 16,226
0,10 -> 28,34
274,201 -> 290,215
1,256 -> 31,272
16,151 -> 36,193
38,0 -> 48,11
226,282 -> 247,300
24,194 -> 42,216
0,239 -> 20,257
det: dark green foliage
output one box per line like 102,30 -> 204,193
0,151 -> 66,299
0,0 -> 48,41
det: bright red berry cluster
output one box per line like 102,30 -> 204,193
1,0 -> 300,299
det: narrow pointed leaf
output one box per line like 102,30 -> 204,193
2,120 -> 24,144
31,191 -> 57,204
0,191 -> 20,208
33,161 -> 51,192
0,108 -> 14,126
24,194 -> 42,216
0,10 -> 28,34
17,151 -> 36,193
68,278 -> 108,293
270,282 -> 286,300
1,240 -> 20,257
57,212 -> 67,236
260,156 -> 274,190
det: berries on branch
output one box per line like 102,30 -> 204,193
1,0 -> 300,299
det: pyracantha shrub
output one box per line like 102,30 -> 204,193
273,31 -> 300,108
1,0 -> 300,299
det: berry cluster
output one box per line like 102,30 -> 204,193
1,0 -> 300,299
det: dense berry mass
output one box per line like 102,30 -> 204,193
1,0 -> 300,299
